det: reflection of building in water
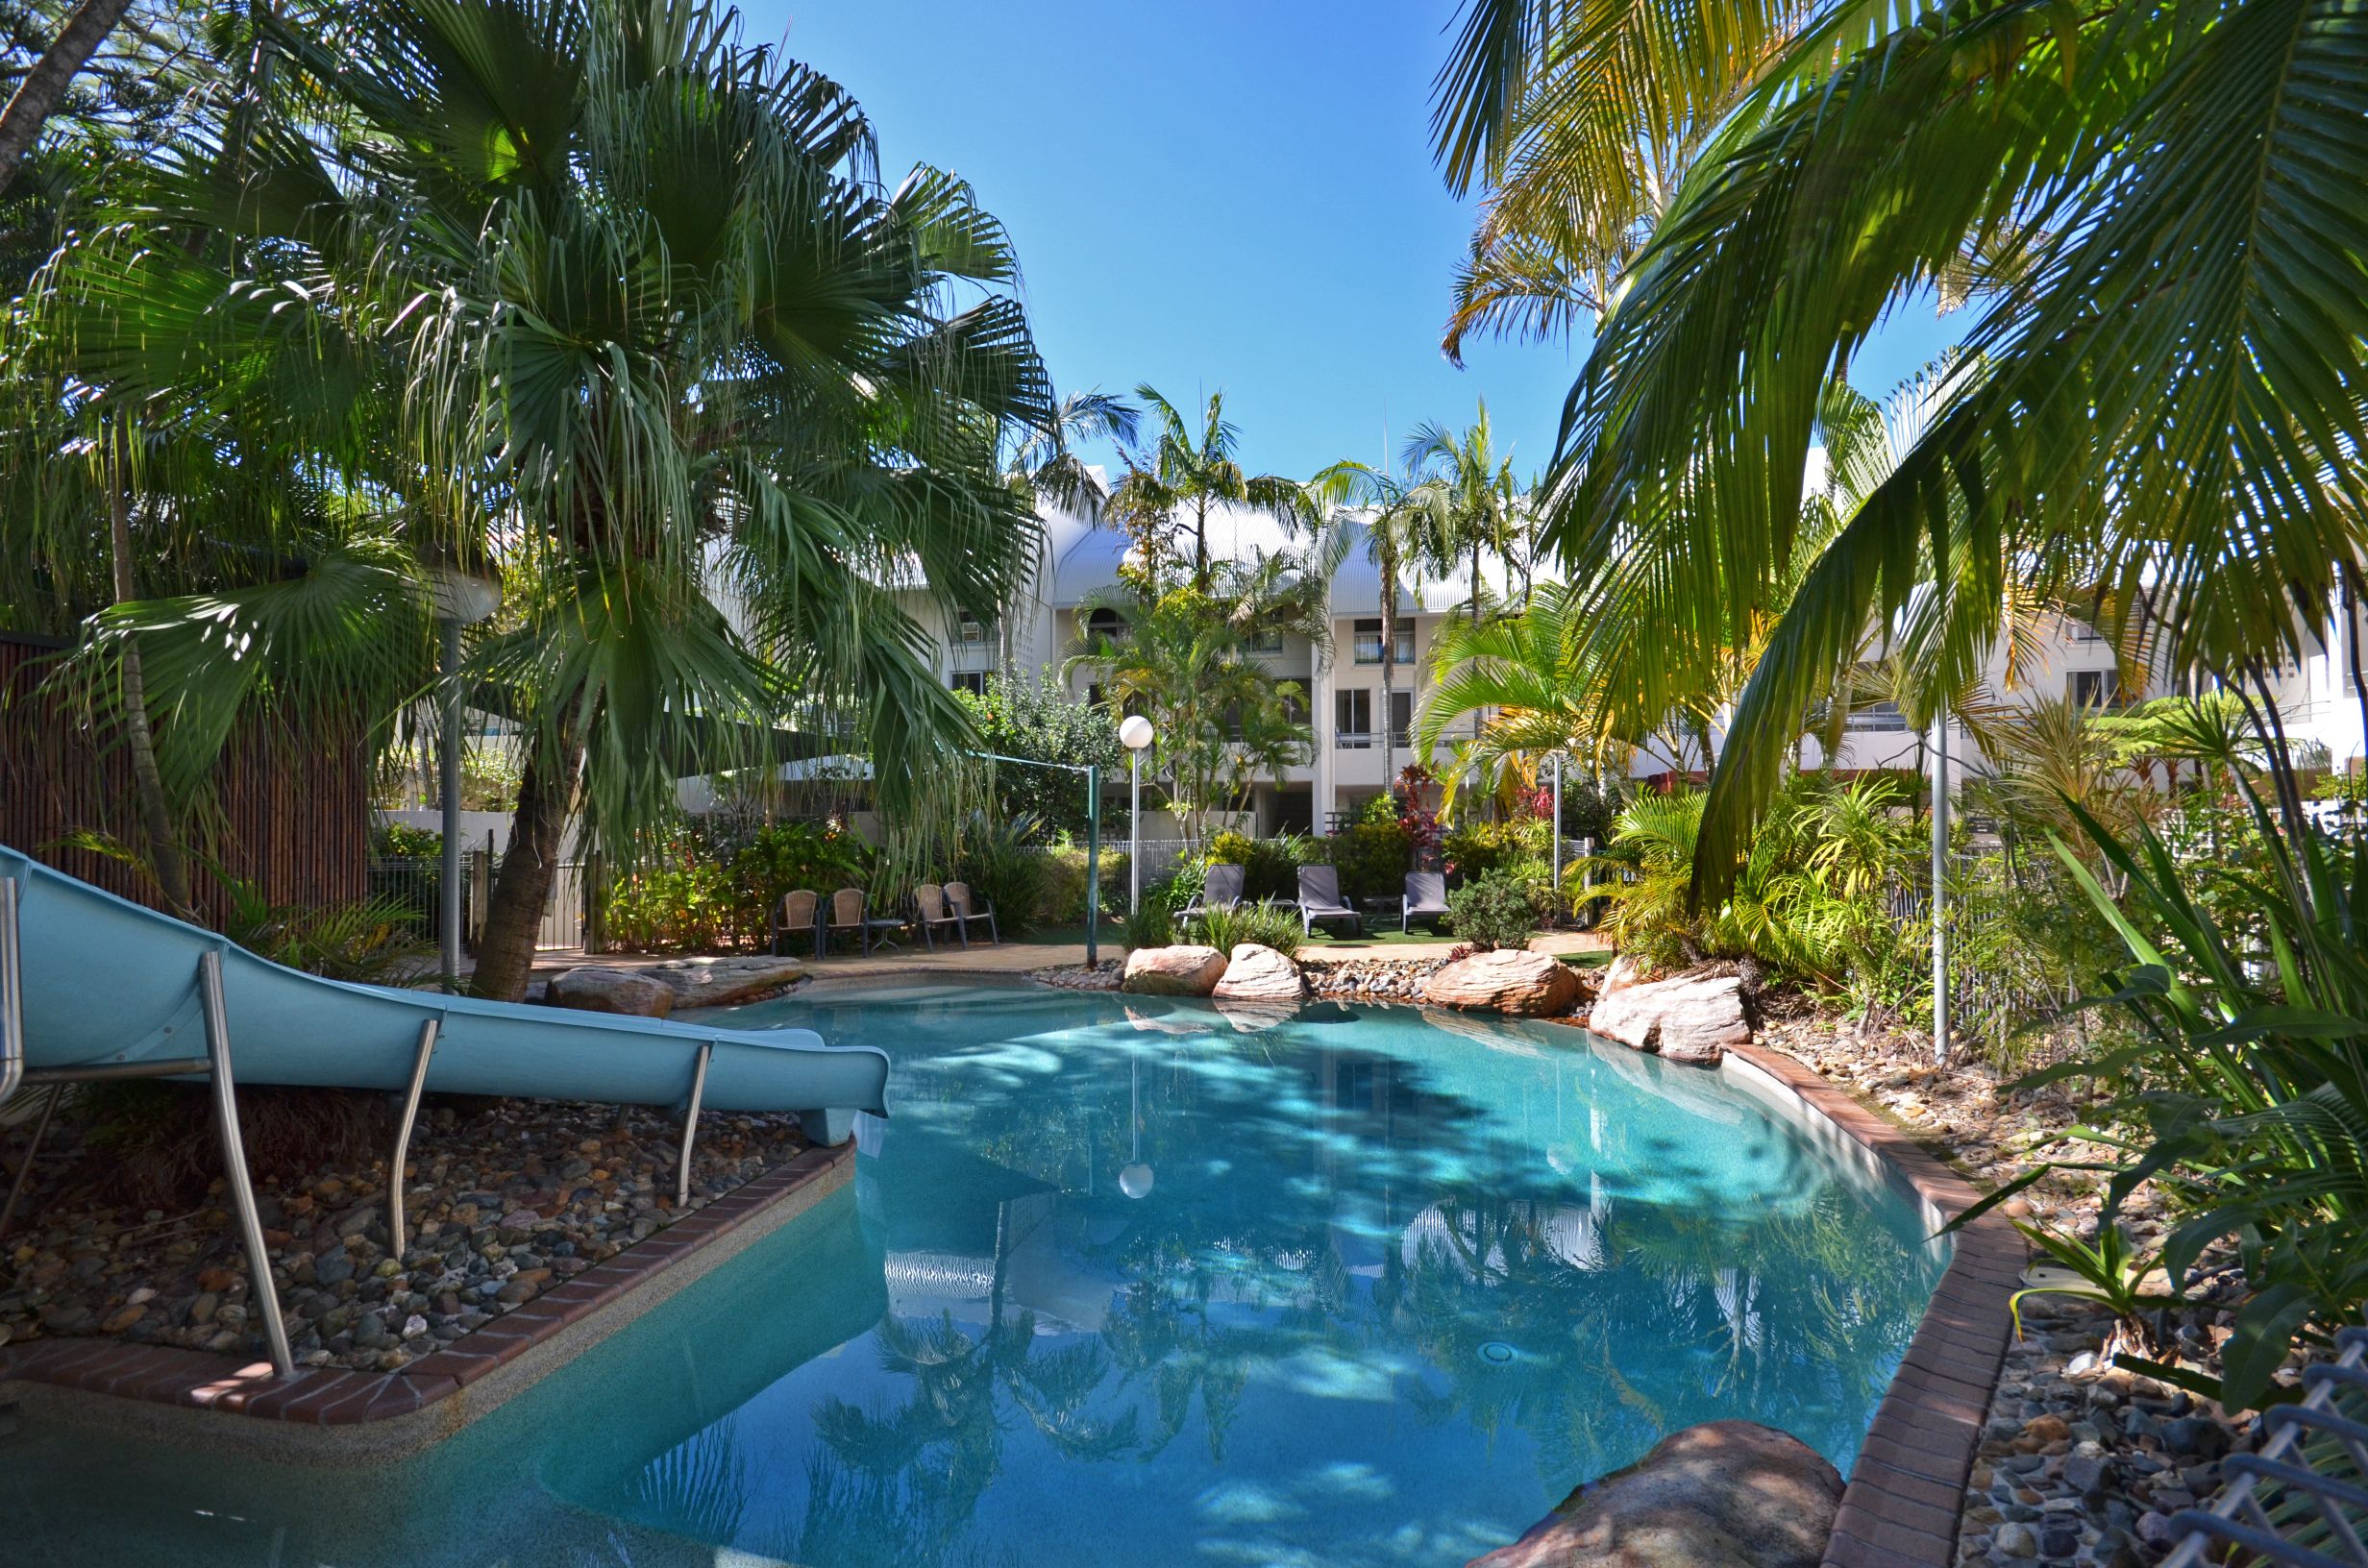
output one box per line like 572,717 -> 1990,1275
857,1121 -> 1125,1332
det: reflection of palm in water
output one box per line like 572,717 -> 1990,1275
783,1184 -> 1929,1568
696,1000 -> 1940,1564
797,1303 -> 1138,1568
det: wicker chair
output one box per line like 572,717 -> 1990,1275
822,887 -> 905,955
911,883 -> 967,950
770,889 -> 822,958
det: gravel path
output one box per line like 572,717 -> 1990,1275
1,1096 -> 810,1372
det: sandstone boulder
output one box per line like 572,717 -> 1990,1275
1467,1420 -> 1842,1568
546,967 -> 676,1017
1597,953 -> 1652,996
637,955 -> 807,1009
1213,943 -> 1308,1003
1586,972 -> 1749,1065
1421,950 -> 1584,1017
1121,944 -> 1227,996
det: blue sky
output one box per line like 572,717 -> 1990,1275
750,0 -> 1963,480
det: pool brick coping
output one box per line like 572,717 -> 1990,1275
1725,1039 -> 2028,1568
0,1139 -> 854,1430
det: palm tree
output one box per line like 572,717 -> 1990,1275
1435,0 -> 2368,895
1429,0 -> 1821,362
1402,402 -> 1526,764
1000,388 -> 1139,673
8,0 -> 1054,998
1309,458 -> 1443,789
1063,546 -> 1329,845
1105,384 -> 1321,591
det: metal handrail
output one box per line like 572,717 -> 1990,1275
2167,1327 -> 2368,1567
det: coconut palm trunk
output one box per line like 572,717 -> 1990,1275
106,431 -> 191,917
471,723 -> 584,1000
0,0 -> 136,196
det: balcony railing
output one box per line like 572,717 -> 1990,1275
1333,729 -> 1411,750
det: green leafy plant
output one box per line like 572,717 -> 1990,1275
371,821 -> 442,860
1196,901 -> 1304,960
957,812 -> 1052,939
1447,872 -> 1537,951
217,873 -> 434,985
1320,796 -> 1413,904
1206,831 -> 1318,901
1122,898 -> 1174,951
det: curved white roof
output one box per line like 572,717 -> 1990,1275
1041,501 -> 1499,615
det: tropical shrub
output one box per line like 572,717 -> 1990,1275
1196,900 -> 1304,960
216,870 -> 433,985
960,676 -> 1130,842
1970,769 -> 2368,1409
1443,816 -> 1550,883
957,813 -> 1052,938
1590,778 -> 1921,986
725,821 -> 868,935
1320,796 -> 1414,904
371,821 -> 442,860
1121,897 -> 1174,951
1447,872 -> 1537,951
604,857 -> 737,952
1206,831 -> 1318,901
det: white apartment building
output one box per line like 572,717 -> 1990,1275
905,500 -> 2368,830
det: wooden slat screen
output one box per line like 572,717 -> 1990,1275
0,632 -> 369,923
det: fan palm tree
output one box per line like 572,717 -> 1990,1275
1437,0 -> 2368,898
1105,384 -> 1321,591
7,0 -> 1055,997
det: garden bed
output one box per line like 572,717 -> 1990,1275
0,1093 -> 812,1374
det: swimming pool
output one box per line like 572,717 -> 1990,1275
4,983 -> 1944,1567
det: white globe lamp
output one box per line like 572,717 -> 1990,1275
1118,716 -> 1155,914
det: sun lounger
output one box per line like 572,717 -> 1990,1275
1296,865 -> 1363,938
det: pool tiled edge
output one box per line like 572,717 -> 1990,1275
1724,1040 -> 2028,1568
0,1139 -> 855,1457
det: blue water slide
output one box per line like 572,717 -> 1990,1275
0,845 -> 888,1131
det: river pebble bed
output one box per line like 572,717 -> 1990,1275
0,1098 -> 810,1372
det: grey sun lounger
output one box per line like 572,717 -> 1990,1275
1402,870 -> 1450,934
1178,863 -> 1246,927
1296,865 -> 1363,937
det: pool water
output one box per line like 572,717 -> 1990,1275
4,984 -> 1943,1567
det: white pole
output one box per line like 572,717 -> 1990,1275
1932,709 -> 1950,1066
1129,750 -> 1143,916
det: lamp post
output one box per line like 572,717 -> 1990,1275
428,567 -> 502,994
1932,707 -> 1950,1066
1119,715 -> 1155,913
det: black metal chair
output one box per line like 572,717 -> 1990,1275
1402,871 -> 1449,934
1178,864 -> 1246,932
